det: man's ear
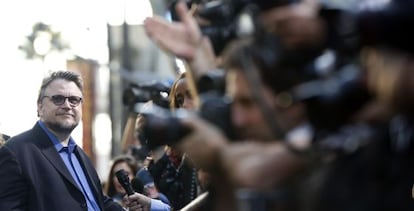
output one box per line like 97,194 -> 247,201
37,102 -> 43,117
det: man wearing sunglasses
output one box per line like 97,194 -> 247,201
0,71 -> 143,211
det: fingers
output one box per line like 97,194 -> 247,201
143,16 -> 170,39
123,193 -> 145,211
176,1 -> 202,44
128,200 -> 144,211
175,0 -> 190,21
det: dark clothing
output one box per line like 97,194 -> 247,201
322,0 -> 414,55
149,153 -> 197,210
306,119 -> 414,211
0,123 -> 123,211
357,0 -> 414,54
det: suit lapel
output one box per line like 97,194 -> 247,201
32,123 -> 105,210
32,124 -> 81,190
41,146 -> 81,189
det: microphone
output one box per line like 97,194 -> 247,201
115,169 -> 134,196
131,178 -> 144,194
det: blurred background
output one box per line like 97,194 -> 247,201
0,0 -> 177,180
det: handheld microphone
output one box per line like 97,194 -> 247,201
115,169 -> 134,196
131,178 -> 144,194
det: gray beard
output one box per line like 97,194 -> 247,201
46,121 -> 78,135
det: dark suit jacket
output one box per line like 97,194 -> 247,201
0,123 -> 124,211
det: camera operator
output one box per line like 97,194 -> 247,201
255,1 -> 414,210
143,72 -> 200,210
145,3 -> 320,209
307,47 -> 414,211
143,1 -> 414,211
121,81 -> 170,164
260,0 -> 414,54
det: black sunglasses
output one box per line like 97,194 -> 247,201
43,95 -> 83,107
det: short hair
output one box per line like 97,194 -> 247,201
37,71 -> 84,104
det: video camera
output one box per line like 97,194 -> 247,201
138,31 -> 371,149
138,91 -> 236,150
122,81 -> 171,109
170,0 -> 299,55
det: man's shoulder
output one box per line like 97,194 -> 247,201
3,125 -> 41,150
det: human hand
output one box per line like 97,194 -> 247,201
123,193 -> 151,211
260,0 -> 325,49
178,116 -> 305,189
144,1 -> 216,79
144,1 -> 202,60
178,115 -> 228,170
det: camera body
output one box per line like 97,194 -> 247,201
170,0 -> 298,55
139,91 -> 235,150
122,81 -> 171,109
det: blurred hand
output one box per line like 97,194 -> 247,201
178,115 -> 228,170
123,193 -> 151,211
179,116 -> 306,189
260,0 -> 325,49
144,1 -> 202,60
144,1 -> 216,79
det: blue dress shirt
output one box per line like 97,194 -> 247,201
39,121 -> 101,211
150,199 -> 171,211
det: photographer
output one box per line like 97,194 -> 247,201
145,72 -> 199,210
260,0 -> 414,54
143,1 -> 414,211
121,81 -> 170,164
305,47 -> 414,211
144,3 -> 316,209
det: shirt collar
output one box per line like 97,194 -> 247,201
38,120 -> 77,153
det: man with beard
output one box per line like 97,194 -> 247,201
0,71 -> 140,211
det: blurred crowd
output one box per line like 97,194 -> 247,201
124,0 -> 414,210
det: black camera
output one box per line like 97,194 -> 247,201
122,81 -> 171,109
196,0 -> 298,55
169,0 -> 298,55
138,92 -> 236,150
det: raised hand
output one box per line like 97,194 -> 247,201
144,1 -> 216,79
144,1 -> 203,60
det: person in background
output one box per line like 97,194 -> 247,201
169,72 -> 196,110
136,168 -> 170,205
123,192 -> 171,211
144,1 -> 414,211
104,155 -> 138,208
143,2 -> 314,210
146,71 -> 200,210
0,133 -> 10,147
121,112 -> 151,165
